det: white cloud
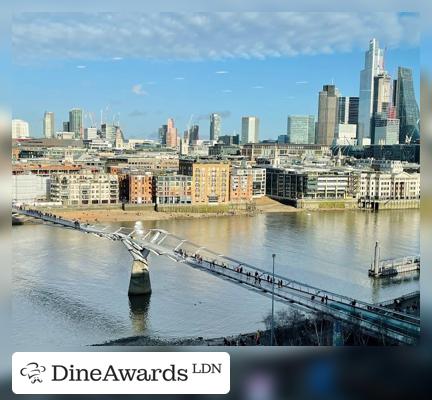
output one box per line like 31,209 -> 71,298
174,77 -> 185,80
222,89 -> 232,93
252,85 -> 264,89
12,12 -> 419,63
216,70 -> 229,74
295,81 -> 308,84
131,84 -> 147,95
76,65 -> 86,69
112,56 -> 123,60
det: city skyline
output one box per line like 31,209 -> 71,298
12,12 -> 420,140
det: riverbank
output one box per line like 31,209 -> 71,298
35,197 -> 300,223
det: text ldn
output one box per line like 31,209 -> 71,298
52,365 -> 188,382
192,363 -> 222,374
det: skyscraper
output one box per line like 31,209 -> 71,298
159,124 -> 167,145
394,67 -> 420,143
357,38 -> 385,144
69,108 -> 83,139
287,115 -> 315,144
210,113 -> 221,141
166,118 -> 178,148
241,116 -> 260,144
101,123 -> 117,143
316,85 -> 339,145
43,112 -> 55,139
189,124 -> 199,144
12,119 -> 29,139
371,72 -> 393,143
338,97 -> 359,125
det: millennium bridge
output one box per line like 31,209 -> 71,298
12,207 -> 420,345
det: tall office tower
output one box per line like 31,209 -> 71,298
287,115 -> 315,144
371,72 -> 393,143
394,67 -> 420,143
12,119 -> 29,138
241,116 -> 260,144
69,108 -> 83,139
316,85 -> 340,145
210,113 -> 221,141
357,38 -> 385,144
338,97 -> 359,124
166,118 -> 178,148
63,121 -> 70,132
43,111 -> 55,139
159,124 -> 168,145
189,124 -> 199,144
374,112 -> 399,145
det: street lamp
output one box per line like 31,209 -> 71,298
270,253 -> 276,346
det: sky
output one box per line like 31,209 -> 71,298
11,12 -> 420,140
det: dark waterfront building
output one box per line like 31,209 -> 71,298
395,67 -> 420,144
159,124 -> 168,145
316,85 -> 339,145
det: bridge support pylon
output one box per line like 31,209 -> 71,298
128,258 -> 152,296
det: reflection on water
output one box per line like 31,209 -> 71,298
12,210 -> 420,347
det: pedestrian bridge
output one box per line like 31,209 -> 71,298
12,207 -> 420,345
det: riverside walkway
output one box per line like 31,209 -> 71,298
13,207 -> 420,345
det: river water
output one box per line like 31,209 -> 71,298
12,210 -> 420,348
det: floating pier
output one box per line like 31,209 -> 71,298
368,241 -> 420,278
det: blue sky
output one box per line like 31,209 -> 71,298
12,12 -> 420,140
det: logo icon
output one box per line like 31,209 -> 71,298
20,362 -> 46,384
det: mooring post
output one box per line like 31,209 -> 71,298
373,241 -> 380,276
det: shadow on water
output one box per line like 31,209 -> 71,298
128,295 -> 151,334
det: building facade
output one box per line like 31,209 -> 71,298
373,113 -> 400,145
395,67 -> 420,144
43,112 -> 55,139
69,108 -> 83,139
210,113 -> 221,142
50,171 -> 119,206
12,174 -> 50,203
166,118 -> 178,148
357,38 -> 385,144
316,85 -> 339,145
129,173 -> 154,204
155,174 -> 192,204
12,119 -> 30,139
241,116 -> 260,144
229,168 -> 253,202
179,159 -> 230,204
359,171 -> 420,201
287,115 -> 315,144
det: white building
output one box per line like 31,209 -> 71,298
241,116 -> 260,144
334,123 -> 357,145
50,171 -> 119,206
12,174 -> 50,203
84,127 -> 98,140
359,171 -> 420,201
12,119 -> 30,139
43,112 -> 55,139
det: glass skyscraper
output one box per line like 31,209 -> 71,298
357,39 -> 385,144
287,115 -> 315,144
69,108 -> 83,139
395,67 -> 420,143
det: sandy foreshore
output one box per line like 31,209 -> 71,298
40,197 -> 300,223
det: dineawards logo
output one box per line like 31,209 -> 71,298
12,352 -> 230,395
20,362 -> 47,384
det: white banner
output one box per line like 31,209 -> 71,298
12,352 -> 230,394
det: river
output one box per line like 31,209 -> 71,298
12,210 -> 420,348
